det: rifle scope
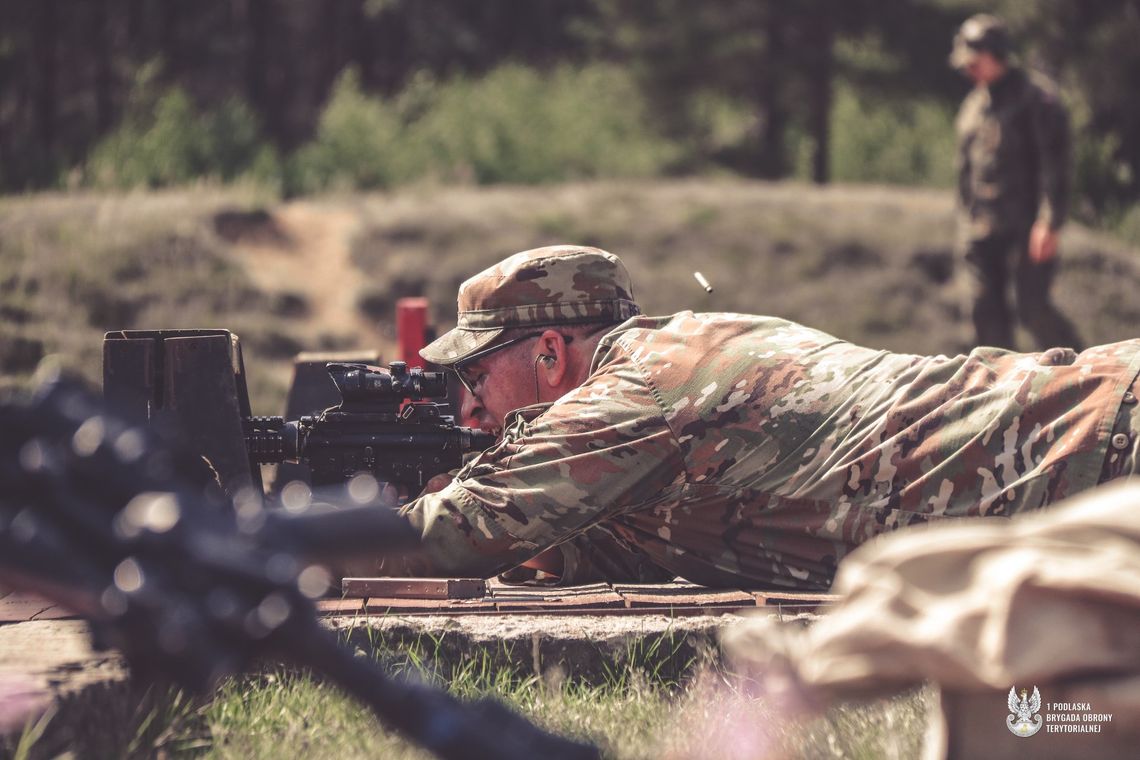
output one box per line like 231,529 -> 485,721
328,361 -> 448,406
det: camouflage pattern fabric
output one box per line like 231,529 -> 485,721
1102,374 -> 1140,483
420,245 -> 641,366
956,66 -> 1070,240
384,313 -> 1140,590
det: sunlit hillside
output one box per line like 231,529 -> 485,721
3,179 -> 1137,413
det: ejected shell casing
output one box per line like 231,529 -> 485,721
693,271 -> 713,293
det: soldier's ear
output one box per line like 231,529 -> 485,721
535,330 -> 570,387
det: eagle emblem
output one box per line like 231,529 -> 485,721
1006,686 -> 1043,737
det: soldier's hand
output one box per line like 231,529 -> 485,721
519,546 -> 564,577
1029,221 -> 1060,263
422,473 -> 453,494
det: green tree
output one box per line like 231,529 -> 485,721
990,0 -> 1140,216
589,0 -> 965,182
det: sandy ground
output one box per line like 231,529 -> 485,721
232,201 -> 389,353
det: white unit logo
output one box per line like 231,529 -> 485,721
1006,686 -> 1043,737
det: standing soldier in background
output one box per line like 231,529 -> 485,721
952,14 -> 1084,351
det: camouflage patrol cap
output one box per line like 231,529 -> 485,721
420,245 -> 641,366
950,14 -> 1012,68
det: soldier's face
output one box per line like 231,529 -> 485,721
963,52 -> 1005,86
457,343 -> 540,436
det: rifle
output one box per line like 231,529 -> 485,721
101,329 -> 494,500
0,374 -> 598,760
244,361 -> 496,492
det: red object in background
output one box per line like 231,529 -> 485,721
396,297 -> 430,368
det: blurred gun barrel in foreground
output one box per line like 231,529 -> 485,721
0,373 -> 598,760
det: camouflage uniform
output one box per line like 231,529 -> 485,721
377,247 -> 1140,590
954,39 -> 1082,350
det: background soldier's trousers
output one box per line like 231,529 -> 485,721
962,226 -> 1084,351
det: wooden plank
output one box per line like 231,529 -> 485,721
362,597 -> 497,614
618,590 -> 756,609
341,577 -> 487,600
315,598 -> 367,616
610,582 -> 706,595
0,595 -> 56,624
487,581 -> 625,611
752,591 -> 841,608
28,605 -> 77,621
316,581 -> 838,616
492,588 -> 625,612
611,582 -> 756,609
489,580 -> 613,596
367,603 -> 738,617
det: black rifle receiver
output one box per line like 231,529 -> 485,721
244,362 -> 495,491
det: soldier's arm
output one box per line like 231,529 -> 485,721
1032,89 -> 1071,230
376,359 -> 685,581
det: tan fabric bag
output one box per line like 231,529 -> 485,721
723,479 -> 1140,760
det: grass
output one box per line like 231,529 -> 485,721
183,665 -> 930,760
12,633 -> 929,760
2,621 -> 932,759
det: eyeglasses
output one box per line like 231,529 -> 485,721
451,332 -> 573,396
